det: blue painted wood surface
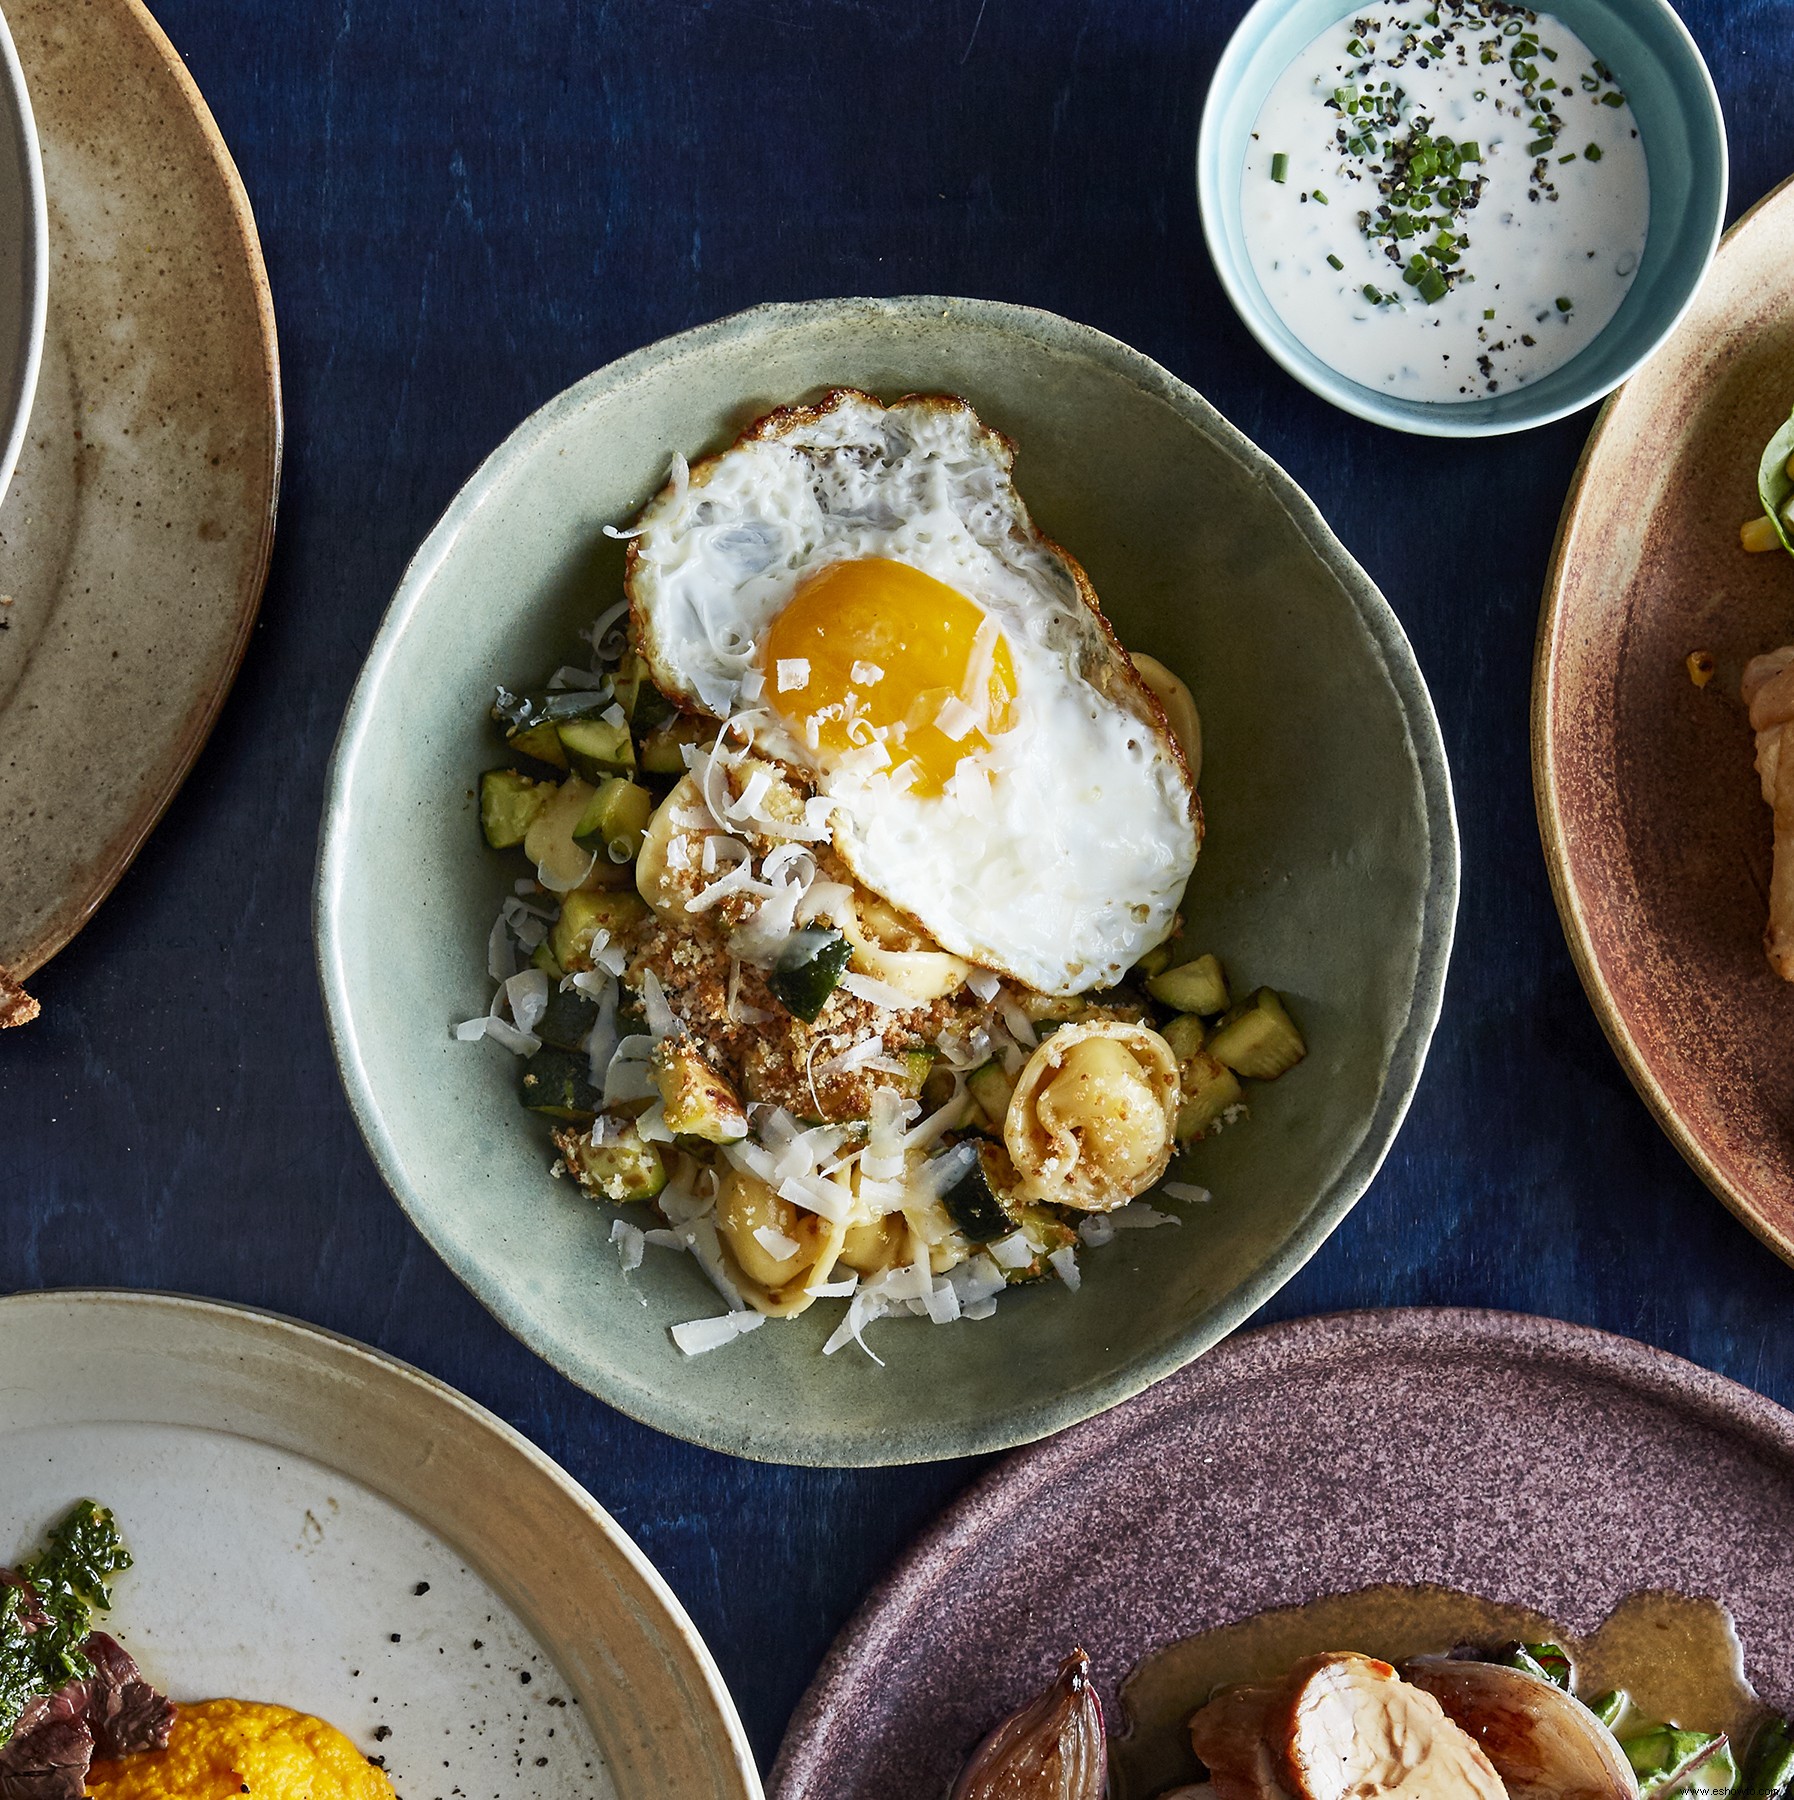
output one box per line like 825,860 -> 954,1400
3,0 -> 1790,1774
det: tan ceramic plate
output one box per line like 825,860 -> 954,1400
0,1290 -> 761,1800
1536,174 -> 1794,1265
0,0 -> 280,989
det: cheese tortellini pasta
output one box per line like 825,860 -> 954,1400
1003,1020 -> 1180,1212
714,1163 -> 849,1317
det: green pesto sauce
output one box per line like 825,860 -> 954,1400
0,1502 -> 132,1747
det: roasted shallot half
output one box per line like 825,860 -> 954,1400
952,1649 -> 1107,1800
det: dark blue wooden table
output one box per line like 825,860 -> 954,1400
5,0 -> 1790,1776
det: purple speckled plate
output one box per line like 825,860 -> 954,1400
771,1308 -> 1794,1799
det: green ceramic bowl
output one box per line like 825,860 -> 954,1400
315,297 -> 1458,1467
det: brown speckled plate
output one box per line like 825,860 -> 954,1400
0,0 -> 280,986
1536,175 -> 1794,1264
771,1308 -> 1794,1799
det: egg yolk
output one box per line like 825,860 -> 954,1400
761,557 -> 1016,796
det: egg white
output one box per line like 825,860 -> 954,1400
625,390 -> 1200,995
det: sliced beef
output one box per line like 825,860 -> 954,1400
0,1632 -> 175,1800
80,1635 -> 175,1757
0,1706 -> 93,1800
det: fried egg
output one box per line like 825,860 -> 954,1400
625,390 -> 1200,996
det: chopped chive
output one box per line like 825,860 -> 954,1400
1528,137 -> 1556,156
1326,253 -> 1344,270
1542,44 -> 1559,60
1270,152 -> 1289,183
1458,140 -> 1482,162
1312,187 -> 1329,204
1362,284 -> 1382,303
1558,152 -> 1576,163
1585,142 -> 1603,161
1484,308 -> 1496,319
1417,267 -> 1449,303
1601,90 -> 1627,106
1555,295 -> 1573,312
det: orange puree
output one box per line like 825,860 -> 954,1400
85,1698 -> 395,1800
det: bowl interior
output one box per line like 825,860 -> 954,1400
317,297 -> 1456,1466
0,8 -> 45,496
1198,0 -> 1726,437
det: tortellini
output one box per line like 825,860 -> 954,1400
714,1163 -> 848,1317
1003,1021 -> 1180,1212
1130,651 -> 1202,785
635,773 -> 702,918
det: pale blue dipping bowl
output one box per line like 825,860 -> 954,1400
1198,0 -> 1727,437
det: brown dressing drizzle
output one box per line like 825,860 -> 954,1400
1111,1585 -> 1762,1799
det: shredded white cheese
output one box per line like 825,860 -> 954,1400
670,1312 -> 765,1356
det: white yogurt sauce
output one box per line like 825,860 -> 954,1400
1241,1 -> 1650,402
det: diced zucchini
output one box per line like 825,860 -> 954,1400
920,1058 -> 960,1112
650,1036 -> 749,1143
493,688 -> 611,768
530,941 -> 564,981
639,715 -> 711,775
549,888 -> 649,972
1175,1051 -> 1243,1142
480,769 -> 552,849
553,1122 -> 668,1202
1004,1205 -> 1079,1285
889,1049 -> 935,1100
1134,940 -> 1177,980
520,1048 -> 602,1121
942,1140 -> 1025,1242
769,926 -> 852,1022
573,777 -> 654,859
609,651 -> 648,718
966,1060 -> 1017,1132
613,654 -> 677,732
507,720 -> 569,768
1207,987 -> 1306,1080
557,715 -> 635,781
1160,1013 -> 1207,1064
523,776 -> 597,887
536,984 -> 598,1053
1148,952 -> 1230,1016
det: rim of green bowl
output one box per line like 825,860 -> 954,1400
313,296 -> 1461,1464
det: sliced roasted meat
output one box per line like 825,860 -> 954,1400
1275,1653 -> 1508,1800
1402,1657 -> 1639,1800
1188,1681 -> 1291,1800
0,1704 -> 93,1800
0,1633 -> 175,1800
80,1634 -> 175,1758
1190,1652 -> 1508,1800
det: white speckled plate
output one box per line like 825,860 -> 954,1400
0,0 -> 281,991
0,1291 -> 761,1800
